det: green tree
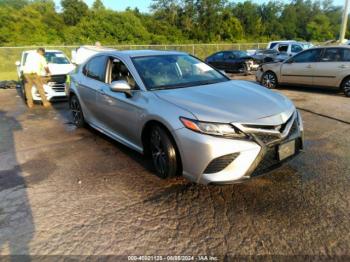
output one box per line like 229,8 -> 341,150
0,0 -> 28,9
92,0 -> 105,10
307,14 -> 334,41
231,1 -> 264,39
61,0 -> 88,26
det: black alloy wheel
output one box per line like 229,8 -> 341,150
150,126 -> 178,179
69,95 -> 85,127
342,77 -> 350,97
261,71 -> 278,89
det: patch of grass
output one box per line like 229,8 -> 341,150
0,71 -> 18,81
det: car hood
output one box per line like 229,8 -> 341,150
48,63 -> 76,75
155,80 -> 295,124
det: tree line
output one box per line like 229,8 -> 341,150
0,0 -> 346,46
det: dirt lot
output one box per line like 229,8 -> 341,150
0,78 -> 349,258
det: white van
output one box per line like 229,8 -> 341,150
71,45 -> 115,65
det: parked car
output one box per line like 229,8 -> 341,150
271,41 -> 313,58
205,50 -> 259,74
251,49 -> 279,63
267,40 -> 296,49
16,50 -> 75,101
256,46 -> 350,97
67,50 -> 304,184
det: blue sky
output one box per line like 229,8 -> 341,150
54,0 -> 346,13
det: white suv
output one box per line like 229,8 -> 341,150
269,41 -> 313,59
16,50 -> 75,101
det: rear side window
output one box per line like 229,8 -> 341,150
342,49 -> 350,61
291,44 -> 303,53
212,52 -> 224,61
321,48 -> 342,62
293,49 -> 321,63
223,52 -> 235,60
269,42 -> 278,49
278,44 -> 288,52
84,56 -> 107,82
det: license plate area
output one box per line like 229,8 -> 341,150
278,140 -> 296,161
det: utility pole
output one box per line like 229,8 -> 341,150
340,0 -> 350,43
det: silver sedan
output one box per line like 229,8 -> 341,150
67,50 -> 304,184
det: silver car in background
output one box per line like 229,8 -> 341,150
256,46 -> 350,97
67,50 -> 304,184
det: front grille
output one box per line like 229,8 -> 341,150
251,137 -> 303,177
204,153 -> 239,174
50,74 -> 67,83
52,86 -> 65,92
247,116 -> 298,146
253,133 -> 281,144
46,75 -> 66,93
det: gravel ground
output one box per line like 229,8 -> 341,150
0,80 -> 349,258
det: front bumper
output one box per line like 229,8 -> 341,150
31,83 -> 67,101
256,68 -> 264,83
173,111 -> 304,184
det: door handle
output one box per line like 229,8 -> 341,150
339,65 -> 349,69
305,65 -> 312,68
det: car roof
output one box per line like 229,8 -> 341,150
269,40 -> 296,43
98,49 -> 188,58
309,45 -> 350,49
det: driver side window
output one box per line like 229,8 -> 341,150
109,58 -> 137,89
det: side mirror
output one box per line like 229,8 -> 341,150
15,61 -> 21,67
110,80 -> 132,97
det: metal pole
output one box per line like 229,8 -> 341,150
340,0 -> 350,43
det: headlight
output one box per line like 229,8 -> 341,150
180,117 -> 246,138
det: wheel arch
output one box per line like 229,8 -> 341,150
261,70 -> 279,88
339,75 -> 350,90
141,119 -> 183,175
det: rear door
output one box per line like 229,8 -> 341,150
313,48 -> 350,87
78,55 -> 109,121
207,52 -> 224,70
280,48 -> 322,85
223,51 -> 238,72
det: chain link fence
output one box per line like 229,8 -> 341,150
0,43 -> 268,81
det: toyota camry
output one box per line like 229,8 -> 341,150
67,50 -> 304,184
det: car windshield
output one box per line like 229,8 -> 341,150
302,43 -> 313,49
44,52 -> 70,64
132,54 -> 229,90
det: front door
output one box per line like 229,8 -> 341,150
96,57 -> 145,147
280,48 -> 322,85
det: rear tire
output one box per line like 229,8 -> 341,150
69,95 -> 85,127
341,77 -> 350,97
150,126 -> 178,179
261,71 -> 278,89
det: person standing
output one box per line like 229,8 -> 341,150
23,48 -> 51,108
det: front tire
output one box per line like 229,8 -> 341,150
261,71 -> 278,89
69,95 -> 85,127
150,126 -> 178,179
341,77 -> 350,97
